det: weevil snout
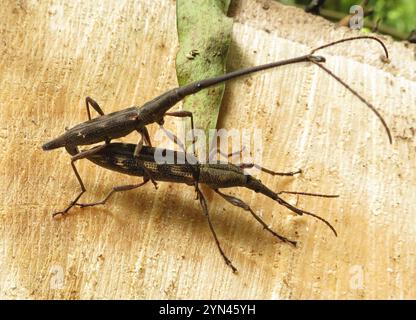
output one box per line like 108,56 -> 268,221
42,139 -> 63,151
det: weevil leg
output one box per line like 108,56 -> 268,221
214,189 -> 297,246
52,144 -> 108,218
141,126 -> 152,147
134,127 -> 152,154
133,133 -> 158,189
76,179 -> 149,208
85,97 -> 105,121
70,144 -> 107,161
159,125 -> 187,154
238,163 -> 302,176
160,125 -> 200,193
142,166 -> 158,190
208,146 -> 245,163
197,188 -> 237,273
164,111 -> 196,156
133,132 -> 144,157
159,122 -> 200,197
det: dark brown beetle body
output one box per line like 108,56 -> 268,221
42,55 -> 328,151
42,107 -> 142,150
65,142 -> 338,272
70,142 -> 337,236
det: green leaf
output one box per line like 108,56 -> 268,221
176,0 -> 233,146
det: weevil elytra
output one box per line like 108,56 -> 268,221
65,143 -> 339,273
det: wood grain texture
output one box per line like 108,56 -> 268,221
0,0 -> 415,299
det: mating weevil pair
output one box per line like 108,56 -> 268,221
43,36 -> 392,272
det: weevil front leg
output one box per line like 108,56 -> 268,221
52,144 -> 107,218
133,128 -> 158,190
159,124 -> 201,196
197,188 -> 237,273
214,189 -> 297,246
133,127 -> 153,156
76,179 -> 149,208
158,113 -> 201,197
85,97 -> 105,120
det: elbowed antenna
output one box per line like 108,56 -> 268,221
246,177 -> 338,236
309,36 -> 392,144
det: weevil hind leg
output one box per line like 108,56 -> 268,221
158,119 -> 201,199
214,189 -> 296,246
52,145 -> 108,218
134,127 -> 152,155
76,179 -> 149,208
141,126 -> 152,147
197,188 -> 238,273
133,129 -> 158,189
159,125 -> 187,154
133,132 -> 144,157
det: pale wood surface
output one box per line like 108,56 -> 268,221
0,0 -> 415,299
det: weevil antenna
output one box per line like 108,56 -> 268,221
311,60 -> 392,144
310,36 -> 389,59
307,36 -> 392,143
